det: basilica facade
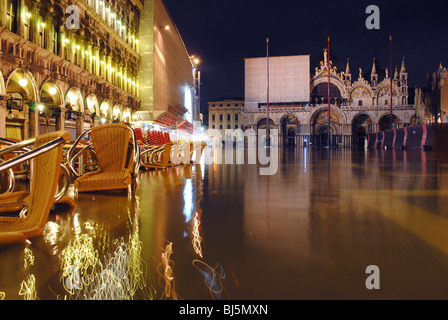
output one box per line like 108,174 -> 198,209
241,50 -> 421,148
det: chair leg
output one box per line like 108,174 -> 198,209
128,184 -> 132,199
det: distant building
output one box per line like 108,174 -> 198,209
422,64 -> 448,123
207,99 -> 243,138
241,50 -> 418,148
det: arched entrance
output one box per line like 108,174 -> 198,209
256,117 -> 275,146
5,69 -> 39,139
39,80 -> 63,135
352,114 -> 373,149
379,114 -> 400,131
85,94 -> 99,129
311,108 -> 343,148
318,125 -> 330,147
99,100 -> 111,124
281,114 -> 298,146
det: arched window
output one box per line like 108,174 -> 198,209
358,100 -> 363,107
311,83 -> 342,104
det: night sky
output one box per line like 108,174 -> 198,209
162,0 -> 448,114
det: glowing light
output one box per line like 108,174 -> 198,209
25,12 -> 31,18
86,97 -> 96,112
40,22 -> 46,28
49,87 -> 57,95
37,104 -> 44,112
66,91 -> 79,106
18,78 -> 28,87
184,86 -> 193,123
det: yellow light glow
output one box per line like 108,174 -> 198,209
18,78 -> 28,88
25,12 -> 31,18
49,87 -> 57,95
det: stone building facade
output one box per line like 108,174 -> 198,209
207,99 -> 243,139
0,0 -> 197,141
241,50 -> 421,148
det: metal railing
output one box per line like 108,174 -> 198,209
0,136 -> 70,202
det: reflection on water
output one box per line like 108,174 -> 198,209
156,242 -> 178,300
1,148 -> 448,299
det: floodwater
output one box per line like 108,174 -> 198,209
1,147 -> 448,300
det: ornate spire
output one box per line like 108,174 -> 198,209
394,65 -> 399,79
400,57 -> 406,73
345,58 -> 350,75
371,58 -> 377,75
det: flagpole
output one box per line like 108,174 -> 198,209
389,35 -> 393,130
266,37 -> 270,147
327,35 -> 331,148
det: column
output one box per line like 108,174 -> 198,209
28,104 -> 39,138
0,0 -> 6,28
0,95 -> 7,138
75,111 -> 83,138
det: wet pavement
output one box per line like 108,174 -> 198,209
1,147 -> 448,300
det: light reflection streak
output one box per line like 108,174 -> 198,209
156,242 -> 179,300
23,248 -> 34,270
192,212 -> 203,258
19,275 -> 38,300
60,233 -> 99,295
183,179 -> 193,222
18,248 -> 38,300
0,292 -> 5,300
56,197 -> 154,300
59,235 -> 154,300
192,259 -> 229,300
304,147 -> 307,173
43,221 -> 65,255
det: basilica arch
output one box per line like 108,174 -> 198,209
280,113 -> 299,146
352,113 -> 374,149
309,106 -> 346,147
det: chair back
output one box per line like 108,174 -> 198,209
90,123 -> 131,172
17,131 -> 69,237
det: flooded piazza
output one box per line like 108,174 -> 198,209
1,147 -> 448,300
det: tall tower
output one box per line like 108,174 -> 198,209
344,58 -> 351,86
370,58 -> 378,87
400,57 -> 408,105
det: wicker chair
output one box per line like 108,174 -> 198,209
139,130 -> 173,170
0,131 -> 70,245
69,123 -> 140,196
